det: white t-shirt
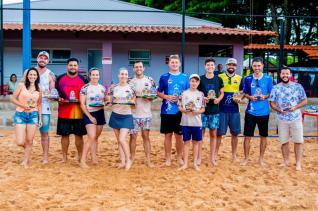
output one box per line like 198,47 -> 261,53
129,76 -> 156,118
179,89 -> 205,127
110,84 -> 135,115
80,83 -> 106,112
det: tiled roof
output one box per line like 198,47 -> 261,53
303,50 -> 318,59
4,23 -> 276,37
244,44 -> 318,50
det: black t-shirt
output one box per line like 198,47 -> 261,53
198,75 -> 224,115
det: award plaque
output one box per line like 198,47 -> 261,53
88,95 -> 105,107
207,89 -> 216,100
48,88 -> 59,101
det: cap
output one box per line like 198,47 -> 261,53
189,74 -> 200,80
226,58 -> 237,65
37,51 -> 50,60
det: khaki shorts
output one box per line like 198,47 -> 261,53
277,119 -> 304,144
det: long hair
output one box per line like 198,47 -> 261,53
24,67 -> 40,92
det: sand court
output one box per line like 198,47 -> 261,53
0,130 -> 318,210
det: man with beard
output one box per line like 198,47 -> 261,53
23,51 -> 56,164
269,67 -> 307,171
129,61 -> 156,167
241,57 -> 273,167
217,58 -> 243,163
55,58 -> 87,162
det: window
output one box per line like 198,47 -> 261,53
199,45 -> 233,57
128,50 -> 151,66
31,49 -> 71,64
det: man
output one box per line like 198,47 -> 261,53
56,58 -> 87,162
241,57 -> 273,166
198,58 -> 224,166
129,61 -> 156,167
217,58 -> 243,163
157,54 -> 189,166
269,67 -> 307,171
215,64 -> 224,75
23,51 -> 56,164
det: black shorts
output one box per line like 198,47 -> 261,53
160,113 -> 182,135
243,112 -> 269,137
57,118 -> 87,136
83,109 -> 106,126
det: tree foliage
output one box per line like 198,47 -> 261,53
124,0 -> 318,45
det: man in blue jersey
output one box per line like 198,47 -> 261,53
241,57 -> 273,167
157,54 -> 190,166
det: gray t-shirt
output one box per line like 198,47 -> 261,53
179,89 -> 205,127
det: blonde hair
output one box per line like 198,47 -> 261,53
118,67 -> 128,74
169,54 -> 180,61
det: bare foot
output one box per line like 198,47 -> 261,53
296,163 -> 302,171
80,162 -> 89,168
178,164 -> 188,171
125,159 -> 133,171
259,159 -> 268,167
165,160 -> 172,167
211,159 -> 218,167
196,159 -> 201,166
145,160 -> 154,168
193,165 -> 201,171
20,160 -> 29,169
177,158 -> 184,166
62,154 -> 68,163
117,163 -> 125,169
92,160 -> 98,165
232,155 -> 238,162
42,159 -> 48,165
240,159 -> 248,166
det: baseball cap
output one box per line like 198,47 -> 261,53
226,58 -> 237,65
37,51 -> 50,60
189,74 -> 200,81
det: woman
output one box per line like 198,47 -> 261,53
79,68 -> 106,168
109,68 -> 135,170
7,74 -> 18,94
11,67 -> 42,168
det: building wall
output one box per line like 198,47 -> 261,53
4,39 -> 244,85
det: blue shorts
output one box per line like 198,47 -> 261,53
13,111 -> 39,125
83,109 -> 106,126
39,114 -> 50,133
182,126 -> 202,141
109,112 -> 134,129
201,113 -> 220,129
217,112 -> 241,136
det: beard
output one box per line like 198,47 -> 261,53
68,70 -> 77,76
38,63 -> 46,68
227,68 -> 235,74
282,77 -> 290,84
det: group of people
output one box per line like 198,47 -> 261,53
11,51 -> 308,171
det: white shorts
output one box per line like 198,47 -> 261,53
277,119 -> 304,144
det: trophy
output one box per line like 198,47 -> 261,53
185,100 -> 196,112
141,83 -> 157,100
89,95 -> 105,107
254,88 -> 262,100
232,92 -> 240,101
207,89 -> 216,100
27,98 -> 35,109
69,90 -> 78,103
42,88 -> 50,98
112,91 -> 135,105
49,88 -> 59,100
172,86 -> 180,102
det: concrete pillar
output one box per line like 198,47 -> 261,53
233,43 -> 244,75
102,42 -> 112,86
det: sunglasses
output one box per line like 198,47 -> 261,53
228,77 -> 232,85
255,79 -> 260,87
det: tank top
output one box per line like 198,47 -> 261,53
16,85 -> 40,112
39,69 -> 52,114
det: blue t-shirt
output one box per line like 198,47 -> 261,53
157,72 -> 190,114
243,74 -> 273,116
269,82 -> 306,121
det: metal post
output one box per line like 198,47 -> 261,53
0,0 -> 3,95
23,0 -> 31,71
181,0 -> 185,73
278,17 -> 285,81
